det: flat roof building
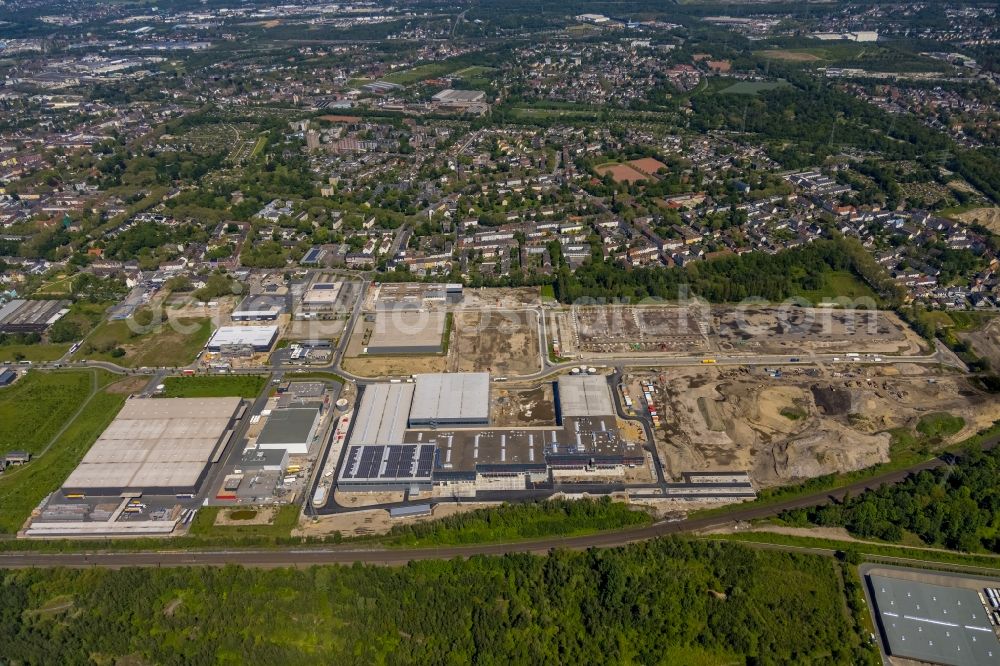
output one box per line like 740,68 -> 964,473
557,375 -> 615,418
349,383 -> 414,446
409,373 -> 490,426
207,325 -> 278,352
240,447 -> 289,472
231,293 -> 289,321
432,89 -> 486,105
0,366 -> 16,386
62,397 -> 242,496
868,572 -> 1000,666
0,299 -> 70,333
366,310 -> 446,354
301,281 -> 343,311
256,407 -> 321,455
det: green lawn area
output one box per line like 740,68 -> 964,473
719,80 -> 790,95
77,317 -> 212,368
162,374 -> 267,398
0,371 -> 125,534
453,65 -> 495,78
0,371 -> 95,455
795,270 -> 877,304
188,505 -> 299,539
540,284 -> 555,300
916,412 -> 965,439
382,62 -> 458,85
0,343 -> 70,363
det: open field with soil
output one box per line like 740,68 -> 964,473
954,206 -> 1000,234
76,317 -> 212,368
595,162 -> 650,184
715,307 -> 924,355
653,363 -> 1000,489
448,310 -> 541,375
490,384 -> 556,427
550,305 -> 920,358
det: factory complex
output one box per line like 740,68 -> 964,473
337,373 -> 645,493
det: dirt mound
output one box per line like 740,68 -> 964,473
811,385 -> 853,415
757,426 -> 890,484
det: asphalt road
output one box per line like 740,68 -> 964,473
1,443 -> 987,570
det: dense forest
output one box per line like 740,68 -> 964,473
782,444 -> 1000,552
0,539 -> 872,665
554,236 -> 900,304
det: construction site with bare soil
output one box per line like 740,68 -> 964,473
645,361 -> 1000,489
548,304 -> 927,358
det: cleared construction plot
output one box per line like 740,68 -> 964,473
654,363 -> 1000,487
716,307 -> 923,355
491,384 -> 557,427
366,310 -> 446,354
564,306 -> 710,354
551,305 -> 921,357
62,397 -> 242,495
449,310 -> 541,375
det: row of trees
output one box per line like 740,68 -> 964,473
783,444 -> 1000,552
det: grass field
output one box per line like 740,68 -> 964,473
916,412 -> 965,439
0,371 -> 125,534
383,62 -> 458,85
188,505 -> 299,539
0,371 -> 95,455
794,270 -> 877,304
161,374 -> 267,398
0,343 -> 70,363
720,80 -> 790,95
78,318 -> 212,368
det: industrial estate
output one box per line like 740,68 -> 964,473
1,0 -> 999,663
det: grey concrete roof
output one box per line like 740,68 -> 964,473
63,397 -> 241,492
557,375 -> 615,417
256,407 -> 320,446
409,373 -> 489,424
349,383 -> 414,446
869,573 -> 1000,666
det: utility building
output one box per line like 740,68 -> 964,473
409,373 -> 490,426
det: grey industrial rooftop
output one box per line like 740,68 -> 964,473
409,372 -> 490,425
62,397 -> 242,495
367,310 -> 446,352
349,383 -> 414,446
557,375 -> 615,417
256,407 -> 321,446
868,573 -> 1000,666
207,325 -> 278,349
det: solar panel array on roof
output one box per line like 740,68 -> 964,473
338,444 -> 435,484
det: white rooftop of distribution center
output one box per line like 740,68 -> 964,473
208,325 -> 278,348
558,375 -> 615,417
349,383 -> 415,446
409,373 -> 490,424
62,397 -> 241,493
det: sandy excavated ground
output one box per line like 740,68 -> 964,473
658,363 -> 1000,488
956,207 -> 1000,234
959,316 -> 1000,370
449,310 -> 541,376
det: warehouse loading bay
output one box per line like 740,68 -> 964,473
23,379 -> 344,538
318,372 -> 757,513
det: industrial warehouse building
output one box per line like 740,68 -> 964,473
300,280 -> 343,313
409,372 -> 489,426
231,293 -> 289,321
62,397 -> 242,496
0,299 -> 70,333
207,325 -> 278,352
867,572 -> 1000,666
366,310 -> 446,354
255,406 -> 322,455
337,373 -> 643,493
